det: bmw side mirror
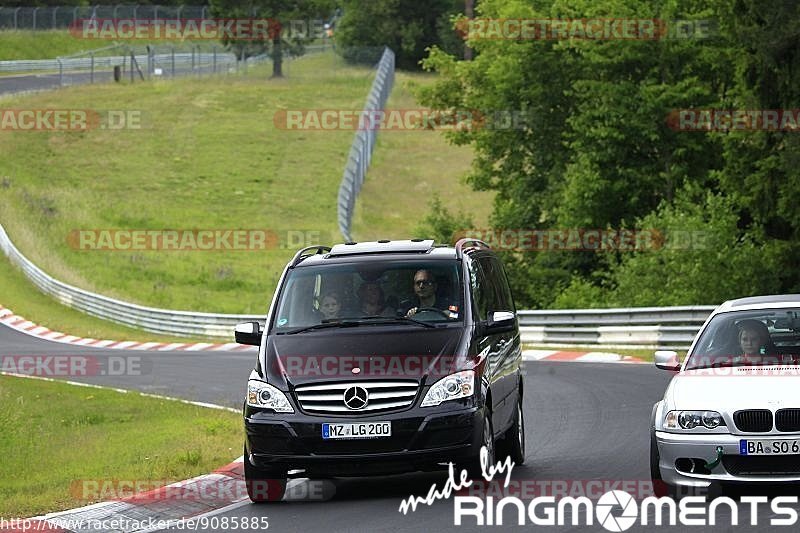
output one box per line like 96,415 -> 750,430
654,350 -> 681,371
485,311 -> 516,334
235,321 -> 262,346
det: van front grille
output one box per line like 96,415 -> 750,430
293,380 -> 419,415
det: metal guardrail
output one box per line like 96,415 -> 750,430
0,43 -> 327,98
0,223 -> 263,339
0,5 -> 211,31
337,47 -> 395,242
1,219 -> 716,343
0,53 -> 234,74
517,307 -> 715,351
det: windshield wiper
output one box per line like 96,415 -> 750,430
278,320 -> 363,335
356,315 -> 437,328
278,315 -> 438,334
687,360 -> 739,370
688,357 -> 794,370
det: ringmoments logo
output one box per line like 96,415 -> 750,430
452,491 -> 800,528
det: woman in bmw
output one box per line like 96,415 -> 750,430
651,295 -> 800,498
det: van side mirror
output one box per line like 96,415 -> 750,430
485,311 -> 516,334
235,321 -> 262,346
654,350 -> 681,371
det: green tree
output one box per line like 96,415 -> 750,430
418,0 -> 800,308
210,0 -> 336,77
334,0 -> 464,69
414,194 -> 474,244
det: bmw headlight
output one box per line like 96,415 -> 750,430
247,380 -> 294,413
421,370 -> 475,407
665,410 -> 725,430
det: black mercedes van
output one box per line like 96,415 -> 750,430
235,239 -> 524,502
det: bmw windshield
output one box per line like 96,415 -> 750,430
685,308 -> 800,370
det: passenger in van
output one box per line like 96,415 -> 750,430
358,281 -> 394,317
736,319 -> 778,363
319,292 -> 343,321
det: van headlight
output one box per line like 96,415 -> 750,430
247,380 -> 294,413
665,410 -> 725,429
421,370 -> 475,407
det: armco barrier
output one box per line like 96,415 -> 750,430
0,223 -> 262,338
517,307 -> 715,351
1,221 -> 716,344
337,47 -> 395,242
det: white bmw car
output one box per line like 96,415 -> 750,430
651,295 -> 800,497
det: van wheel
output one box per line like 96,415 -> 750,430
461,410 -> 495,478
244,446 -> 287,503
499,398 -> 525,465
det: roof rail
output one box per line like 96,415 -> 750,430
290,245 -> 332,267
455,238 -> 491,259
328,239 -> 434,257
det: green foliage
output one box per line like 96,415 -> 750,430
602,191 -> 784,306
419,0 -> 800,308
209,0 -> 335,72
414,194 -> 475,244
335,0 -> 464,69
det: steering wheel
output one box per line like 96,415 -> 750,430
412,306 -> 451,318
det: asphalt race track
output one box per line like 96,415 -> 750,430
4,321 -> 800,532
0,322 -> 252,407
0,65 -> 228,97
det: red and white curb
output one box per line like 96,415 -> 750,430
0,304 -> 647,363
523,349 -> 646,364
0,374 -> 250,533
9,463 -> 323,533
0,374 -> 339,533
7,459 -> 248,533
0,304 -> 256,353
5,460 -> 332,533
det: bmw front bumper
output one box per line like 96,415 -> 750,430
656,431 -> 800,488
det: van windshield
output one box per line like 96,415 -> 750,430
272,260 -> 464,330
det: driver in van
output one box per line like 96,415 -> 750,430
405,269 -> 449,317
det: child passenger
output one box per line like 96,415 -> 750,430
319,292 -> 342,321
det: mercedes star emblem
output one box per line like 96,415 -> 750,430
343,385 -> 369,410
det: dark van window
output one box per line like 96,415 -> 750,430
478,257 -> 513,313
470,260 -> 491,321
490,257 -> 515,312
